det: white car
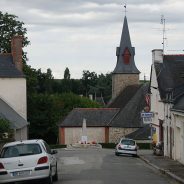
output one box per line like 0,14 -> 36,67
0,139 -> 58,184
115,138 -> 138,157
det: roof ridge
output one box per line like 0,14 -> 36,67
74,108 -> 119,110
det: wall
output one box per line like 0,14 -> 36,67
14,126 -> 28,141
172,112 -> 184,165
62,127 -> 105,145
150,65 -> 164,144
109,127 -> 138,143
0,78 -> 27,119
112,74 -> 139,99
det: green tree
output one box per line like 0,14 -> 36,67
28,93 -> 101,144
64,67 -> 70,80
0,11 -> 30,62
0,118 -> 11,133
0,118 -> 13,139
82,70 -> 98,96
23,65 -> 38,94
96,73 -> 112,103
35,68 -> 54,94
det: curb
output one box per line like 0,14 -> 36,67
139,155 -> 184,184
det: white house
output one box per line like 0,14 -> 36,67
150,49 -> 184,164
150,50 -> 164,144
171,93 -> 184,164
0,36 -> 28,141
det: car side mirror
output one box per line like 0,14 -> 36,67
51,150 -> 57,154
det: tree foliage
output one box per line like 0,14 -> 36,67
0,118 -> 11,133
64,67 -> 70,80
28,93 -> 100,144
0,11 -> 30,62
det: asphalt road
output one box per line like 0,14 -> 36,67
54,148 -> 179,184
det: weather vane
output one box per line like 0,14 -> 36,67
124,3 -> 127,16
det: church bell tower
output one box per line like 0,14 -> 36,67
112,15 -> 140,99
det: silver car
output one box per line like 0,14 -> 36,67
115,138 -> 138,157
0,139 -> 58,184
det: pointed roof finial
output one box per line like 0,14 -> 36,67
124,3 -> 127,16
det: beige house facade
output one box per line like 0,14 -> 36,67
0,36 -> 28,141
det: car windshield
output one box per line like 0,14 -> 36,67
121,139 -> 135,146
0,143 -> 42,158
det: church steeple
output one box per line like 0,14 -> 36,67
113,16 -> 140,74
112,15 -> 140,99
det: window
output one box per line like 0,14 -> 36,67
121,139 -> 135,146
43,141 -> 51,154
123,48 -> 131,64
0,144 -> 42,158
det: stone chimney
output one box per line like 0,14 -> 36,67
152,49 -> 163,64
11,35 -> 23,72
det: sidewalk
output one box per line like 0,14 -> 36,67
138,150 -> 184,184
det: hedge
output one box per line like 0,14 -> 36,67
50,144 -> 67,149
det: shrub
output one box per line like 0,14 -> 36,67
0,118 -> 13,140
49,144 -> 67,149
99,143 -> 116,149
0,118 -> 10,133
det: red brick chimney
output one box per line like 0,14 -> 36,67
11,35 -> 23,72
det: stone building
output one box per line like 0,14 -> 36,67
112,16 -> 140,99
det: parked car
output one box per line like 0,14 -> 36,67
115,138 -> 138,157
0,139 -> 58,184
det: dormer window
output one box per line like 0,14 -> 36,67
123,48 -> 131,64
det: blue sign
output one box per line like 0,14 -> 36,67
141,112 -> 154,118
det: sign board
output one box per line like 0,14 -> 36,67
141,112 -> 154,118
142,117 -> 152,124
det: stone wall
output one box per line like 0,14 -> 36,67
109,127 -> 138,143
112,74 -> 139,99
64,127 -> 105,145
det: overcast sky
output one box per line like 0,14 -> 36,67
1,0 -> 184,79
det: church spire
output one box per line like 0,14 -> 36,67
113,16 -> 140,74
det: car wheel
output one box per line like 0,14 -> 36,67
53,163 -> 58,181
115,152 -> 120,156
46,169 -> 53,184
132,154 -> 138,157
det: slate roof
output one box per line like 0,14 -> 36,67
172,90 -> 184,112
0,98 -> 28,129
155,55 -> 184,100
113,16 -> 140,74
108,84 -> 141,109
109,83 -> 149,128
59,108 -> 119,127
125,124 -> 151,140
0,54 -> 24,78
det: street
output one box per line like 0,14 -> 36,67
54,148 -> 179,184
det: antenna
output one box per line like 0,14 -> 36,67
161,15 -> 167,54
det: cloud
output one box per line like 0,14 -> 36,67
1,0 -> 184,79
